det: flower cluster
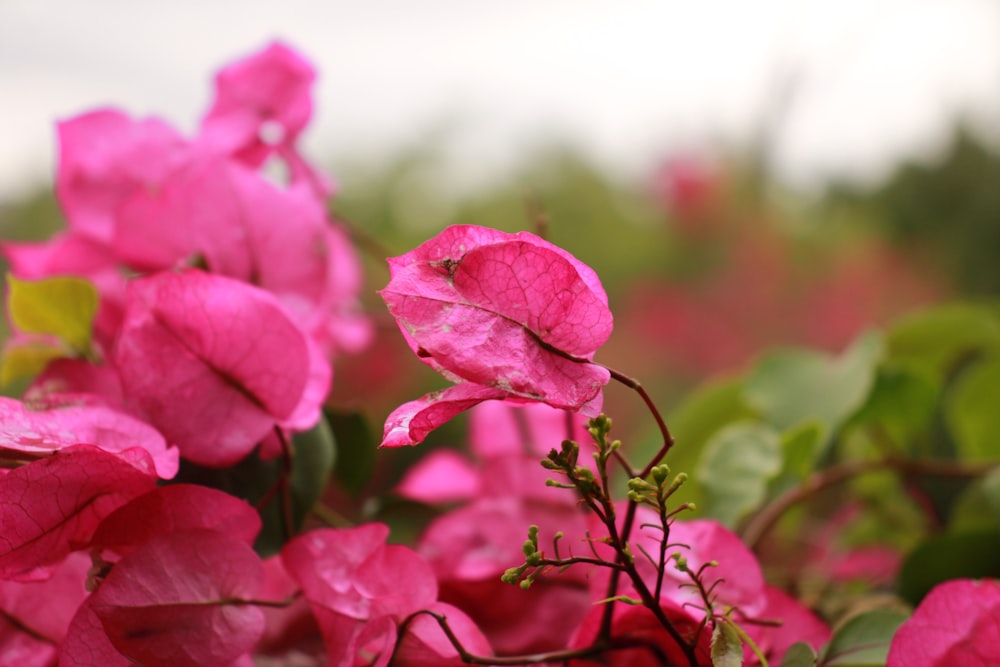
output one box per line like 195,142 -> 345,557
1,40 -> 997,667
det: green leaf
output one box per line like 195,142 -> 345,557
896,530 -> 1000,606
6,274 -> 98,354
820,609 -> 907,666
0,338 -> 64,386
328,409 -> 377,495
648,375 -> 753,515
848,363 -> 939,446
745,331 -> 883,448
948,468 -> 1000,533
288,416 -> 337,525
946,355 -> 1000,461
711,621 -> 744,667
697,422 -> 782,527
887,302 -> 1000,377
781,643 -> 817,667
982,467 -> 1000,525
770,421 -> 825,494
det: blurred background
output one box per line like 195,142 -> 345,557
3,0 -> 1000,468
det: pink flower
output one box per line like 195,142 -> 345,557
281,523 -> 491,667
114,269 -> 326,467
887,578 -> 1000,667
380,225 -> 613,447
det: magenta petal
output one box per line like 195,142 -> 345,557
201,41 -> 316,165
469,401 -> 591,459
888,578 -> 1000,667
0,551 -> 89,647
60,600 -> 133,667
282,524 -> 437,620
381,384 -> 509,448
90,484 -> 261,556
0,397 -> 178,479
750,586 -> 830,664
56,109 -> 187,242
657,519 -> 766,619
392,601 -> 493,666
115,270 -> 317,466
395,449 -> 481,504
88,529 -> 265,666
283,524 -> 438,667
381,225 -> 612,410
0,445 -> 157,581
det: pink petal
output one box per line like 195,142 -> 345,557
90,484 -> 261,557
437,578 -> 588,655
381,383 -> 509,448
282,524 -> 438,667
888,578 -> 1000,667
25,359 -> 126,410
60,601 -> 133,667
0,397 -> 178,479
56,109 -> 188,243
568,599 -> 712,667
657,519 -> 767,619
0,551 -> 89,645
392,601 -> 493,666
750,585 -> 830,665
254,555 -> 319,654
0,445 -> 157,581
282,524 -> 437,621
114,270 -> 316,466
88,529 -> 266,666
395,449 -> 481,504
469,400 -> 591,459
200,41 -> 316,167
381,225 -> 612,410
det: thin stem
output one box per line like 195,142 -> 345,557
256,428 -> 297,541
741,457 -> 999,549
602,365 -> 675,477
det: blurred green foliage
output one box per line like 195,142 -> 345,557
828,125 -> 1000,295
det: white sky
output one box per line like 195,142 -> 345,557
2,0 -> 999,201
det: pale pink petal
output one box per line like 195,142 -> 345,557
56,109 -> 188,242
469,400 -> 590,459
0,397 -> 178,479
200,41 -> 316,167
395,449 -> 481,504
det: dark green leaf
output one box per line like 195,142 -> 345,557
328,409 -> 378,495
946,355 -> 1000,461
820,609 -> 907,666
897,530 -> 1000,605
